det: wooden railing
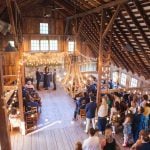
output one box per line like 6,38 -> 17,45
101,86 -> 150,94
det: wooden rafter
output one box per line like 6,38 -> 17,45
134,0 -> 150,30
67,0 -> 128,19
113,31 -> 141,74
102,4 -> 121,39
6,0 -> 17,38
76,17 -> 86,37
124,4 -> 150,50
119,12 -> 150,67
54,0 -> 74,15
114,20 -> 150,77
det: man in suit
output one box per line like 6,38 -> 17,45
53,69 -> 56,90
85,96 -> 97,133
36,68 -> 41,90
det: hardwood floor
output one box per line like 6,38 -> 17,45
6,85 -> 129,150
10,86 -> 88,150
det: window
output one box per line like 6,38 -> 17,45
120,73 -> 127,86
40,23 -> 48,34
130,78 -> 138,87
40,40 -> 49,50
50,40 -> 58,50
68,41 -> 75,52
112,72 -> 118,82
80,62 -> 97,72
31,40 -> 40,50
9,41 -> 15,47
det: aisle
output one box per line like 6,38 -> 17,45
11,86 -> 88,150
10,86 -> 128,150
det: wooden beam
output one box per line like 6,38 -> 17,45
119,12 -> 150,70
65,19 -> 70,35
92,14 -> 100,32
6,0 -> 17,39
76,17 -> 86,37
54,0 -> 74,15
0,55 -> 11,150
96,9 -> 104,104
124,4 -> 150,51
67,0 -> 128,20
134,0 -> 150,30
102,4 -> 121,39
112,31 -> 140,74
114,19 -> 150,77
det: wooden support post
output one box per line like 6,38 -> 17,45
96,9 -> 104,104
6,0 -> 17,43
0,55 -> 11,150
18,75 -> 25,135
102,4 -> 121,39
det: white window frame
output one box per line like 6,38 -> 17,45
31,40 -> 40,51
120,73 -> 127,86
112,72 -> 119,82
49,40 -> 58,51
130,78 -> 138,87
40,40 -> 49,51
40,23 -> 48,34
68,41 -> 75,52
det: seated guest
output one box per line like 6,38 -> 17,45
32,93 -> 41,105
85,96 -> 97,133
25,81 -> 34,89
136,130 -> 150,150
82,128 -> 100,150
101,125 -> 120,150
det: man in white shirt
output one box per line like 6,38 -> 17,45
82,128 -> 100,150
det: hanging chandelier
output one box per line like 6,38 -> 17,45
62,52 -> 86,97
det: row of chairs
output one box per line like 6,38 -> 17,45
25,107 -> 39,131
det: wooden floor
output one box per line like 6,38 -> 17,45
6,85 -> 129,150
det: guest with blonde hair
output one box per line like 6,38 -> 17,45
98,97 -> 108,134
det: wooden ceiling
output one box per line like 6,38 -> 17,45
0,0 -> 150,79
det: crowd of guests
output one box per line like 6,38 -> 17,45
73,81 -> 150,150
36,66 -> 56,90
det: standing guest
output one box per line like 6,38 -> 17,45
132,107 -> 145,142
82,128 -> 100,150
141,95 -> 148,107
108,79 -> 114,89
101,125 -> 120,150
136,130 -> 150,150
43,66 -> 50,90
53,69 -> 56,90
85,96 -> 97,133
98,97 -> 108,135
122,115 -> 133,147
143,102 -> 150,130
36,68 -> 41,90
131,130 -> 146,150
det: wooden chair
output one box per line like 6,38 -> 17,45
25,113 -> 37,130
79,109 -> 86,119
79,109 -> 86,126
